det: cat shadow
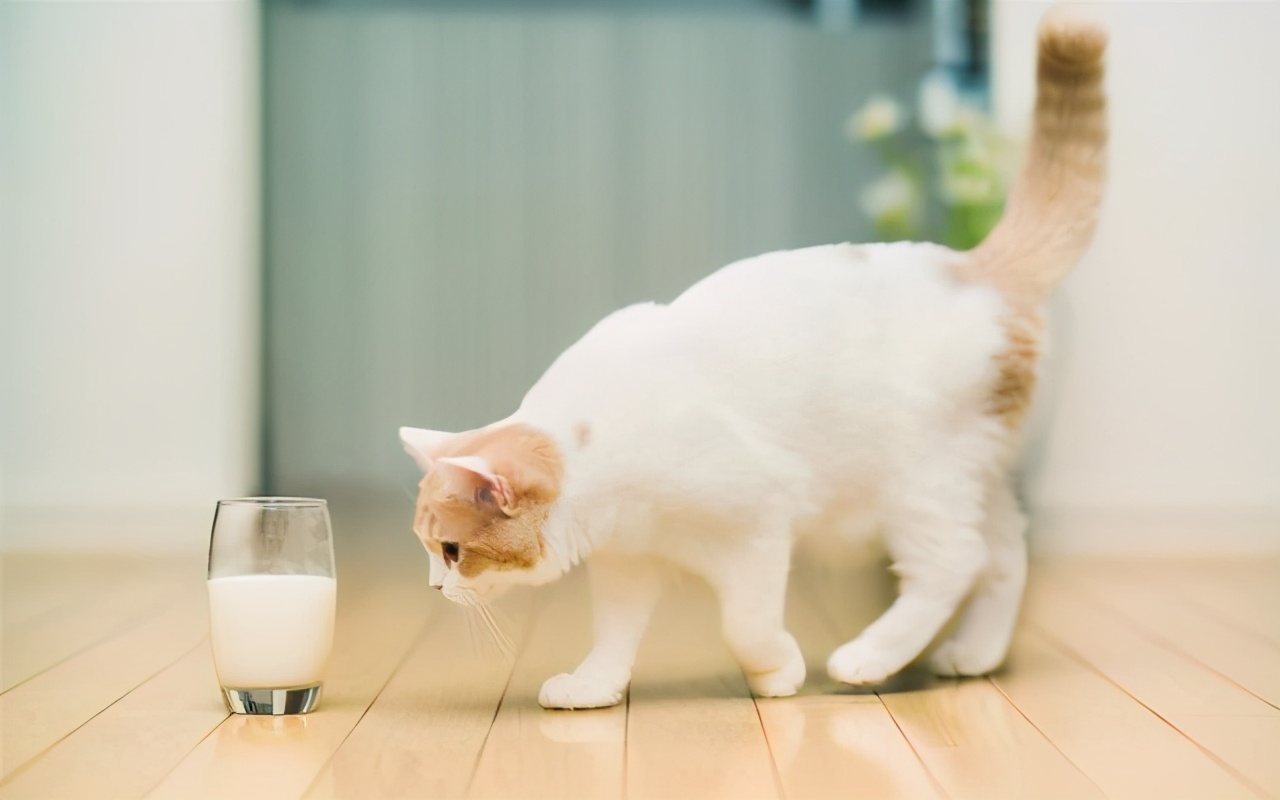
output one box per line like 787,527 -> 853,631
814,664 -> 936,695
614,662 -> 936,705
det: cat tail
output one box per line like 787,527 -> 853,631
966,12 -> 1107,301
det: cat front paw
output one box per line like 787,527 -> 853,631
538,672 -> 626,710
745,651 -> 806,698
928,639 -> 1006,677
827,640 -> 899,686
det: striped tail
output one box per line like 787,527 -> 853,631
966,12 -> 1108,301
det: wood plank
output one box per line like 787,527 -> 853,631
993,628 -> 1258,800
1027,575 -> 1279,717
1177,579 -> 1280,647
1051,567 -> 1280,709
467,575 -> 625,800
754,585 -> 942,800
759,696 -> 944,800
145,569 -> 431,800
0,583 -> 207,780
0,642 -> 227,800
2,558 -> 195,692
1131,560 -> 1280,647
3,548 -> 1277,800
0,555 -> 142,627
1153,715 -> 1280,799
878,676 -> 1106,800
625,581 -> 780,800
301,592 -> 534,800
1027,575 -> 1280,796
799,559 -> 1102,800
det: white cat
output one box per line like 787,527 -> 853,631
400,13 -> 1106,710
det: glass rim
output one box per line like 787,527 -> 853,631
217,497 -> 327,509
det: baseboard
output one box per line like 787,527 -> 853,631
1028,508 -> 1280,557
0,505 -> 214,554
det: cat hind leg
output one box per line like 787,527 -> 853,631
828,466 -> 988,685
929,478 -> 1027,677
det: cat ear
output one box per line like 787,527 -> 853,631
399,426 -> 452,472
434,455 -> 519,517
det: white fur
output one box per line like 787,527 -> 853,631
401,426 -> 450,471
447,242 -> 1029,708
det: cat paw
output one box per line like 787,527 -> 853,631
745,651 -> 807,698
928,639 -> 1005,677
827,640 -> 900,686
538,673 -> 626,710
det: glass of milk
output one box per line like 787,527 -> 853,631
207,497 -> 337,715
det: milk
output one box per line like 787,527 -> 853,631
208,574 -> 336,689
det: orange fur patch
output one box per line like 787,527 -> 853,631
456,504 -> 551,577
413,424 -> 564,576
947,256 -> 1044,429
990,311 -> 1044,427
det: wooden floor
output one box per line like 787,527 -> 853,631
1,513 -> 1278,800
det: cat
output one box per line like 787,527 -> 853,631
400,12 -> 1106,710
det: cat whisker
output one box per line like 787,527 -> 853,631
475,603 -> 514,658
483,601 -> 517,634
482,604 -> 516,657
460,601 -> 481,656
454,594 -> 480,654
459,592 -> 515,658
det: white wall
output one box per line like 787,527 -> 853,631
0,1 -> 261,551
994,1 -> 1280,553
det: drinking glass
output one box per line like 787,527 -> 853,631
207,497 -> 337,715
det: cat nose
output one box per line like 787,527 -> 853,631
430,583 -> 443,591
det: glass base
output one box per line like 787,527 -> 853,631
223,684 -> 322,715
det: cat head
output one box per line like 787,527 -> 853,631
399,423 -> 566,602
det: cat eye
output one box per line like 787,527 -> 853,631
441,541 -> 460,566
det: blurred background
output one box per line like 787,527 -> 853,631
1,0 -> 1277,555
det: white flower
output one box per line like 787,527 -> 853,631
846,95 -> 904,141
917,71 -> 961,138
858,170 -> 915,219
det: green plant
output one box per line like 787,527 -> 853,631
847,80 -> 1014,249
